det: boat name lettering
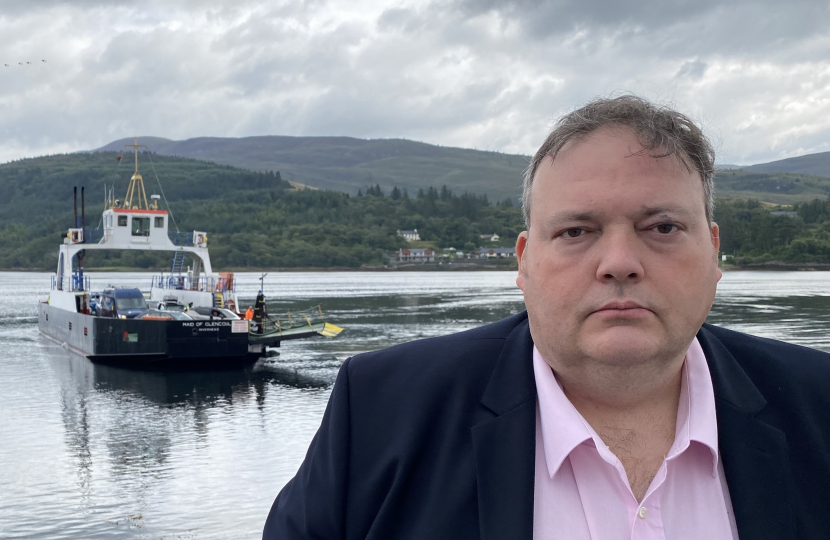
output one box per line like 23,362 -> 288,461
181,321 -> 231,327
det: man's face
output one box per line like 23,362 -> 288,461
516,127 -> 721,370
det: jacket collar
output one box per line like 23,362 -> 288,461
472,313 -> 536,540
697,324 -> 795,540
479,312 -> 535,415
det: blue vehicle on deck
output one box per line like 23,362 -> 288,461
99,287 -> 149,319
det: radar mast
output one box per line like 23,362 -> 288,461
123,136 -> 149,209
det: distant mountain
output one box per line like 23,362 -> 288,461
93,135 -> 830,205
715,169 -> 830,204
94,136 -> 529,203
744,151 -> 830,177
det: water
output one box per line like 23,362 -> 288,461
1,270 -> 829,539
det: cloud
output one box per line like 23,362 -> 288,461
0,0 -> 829,165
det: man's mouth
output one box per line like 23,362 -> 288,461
591,300 -> 653,317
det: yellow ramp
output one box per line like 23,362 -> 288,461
320,323 -> 343,337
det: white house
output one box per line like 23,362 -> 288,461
397,229 -> 420,242
395,248 -> 434,262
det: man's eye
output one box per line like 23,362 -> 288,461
562,228 -> 584,238
655,224 -> 677,234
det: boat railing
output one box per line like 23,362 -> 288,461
150,275 -> 235,293
52,275 -> 91,292
168,232 -> 194,247
264,305 -> 326,334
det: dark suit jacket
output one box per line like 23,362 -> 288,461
264,312 -> 830,540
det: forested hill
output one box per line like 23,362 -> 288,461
0,152 -> 522,269
6,151 -> 830,270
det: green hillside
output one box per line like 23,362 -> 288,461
0,152 -> 522,270
715,197 -> 830,266
0,152 -> 287,226
714,169 -> 830,204
7,150 -> 830,270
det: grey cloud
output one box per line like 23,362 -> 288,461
676,59 -> 707,80
0,0 -> 829,167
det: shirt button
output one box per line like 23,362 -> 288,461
638,507 -> 648,519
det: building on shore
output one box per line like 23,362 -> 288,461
397,229 -> 421,242
479,247 -> 516,258
394,248 -> 435,262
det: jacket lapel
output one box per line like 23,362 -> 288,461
697,326 -> 795,540
471,317 -> 536,540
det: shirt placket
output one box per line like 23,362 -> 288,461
629,462 -> 668,540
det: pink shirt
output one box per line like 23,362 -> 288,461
532,338 -> 739,539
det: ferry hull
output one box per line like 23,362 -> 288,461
38,303 -> 260,368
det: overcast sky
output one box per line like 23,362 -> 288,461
1,0 -> 828,165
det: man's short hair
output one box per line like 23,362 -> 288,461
522,95 -> 716,228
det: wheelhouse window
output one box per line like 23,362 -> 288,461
118,215 -> 127,226
132,217 -> 150,236
154,217 -> 164,228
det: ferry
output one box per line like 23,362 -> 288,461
38,138 -> 342,368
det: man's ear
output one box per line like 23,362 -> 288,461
710,222 -> 720,252
516,231 -> 529,290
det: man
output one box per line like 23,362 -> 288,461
264,96 -> 830,539
245,305 -> 254,320
253,291 -> 267,334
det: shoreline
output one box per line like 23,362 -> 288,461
722,262 -> 830,271
9,264 -> 830,273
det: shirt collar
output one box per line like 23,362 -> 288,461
675,336 -> 720,475
533,337 -> 720,479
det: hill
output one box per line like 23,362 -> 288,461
0,152 -> 523,270
744,151 -> 830,177
7,150 -> 830,270
95,135 -> 830,206
94,136 -> 529,203
713,169 -> 830,205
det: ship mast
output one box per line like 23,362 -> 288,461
122,136 -> 149,209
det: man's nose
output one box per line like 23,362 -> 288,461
595,228 -> 645,283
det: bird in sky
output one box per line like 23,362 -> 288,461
3,59 -> 46,66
